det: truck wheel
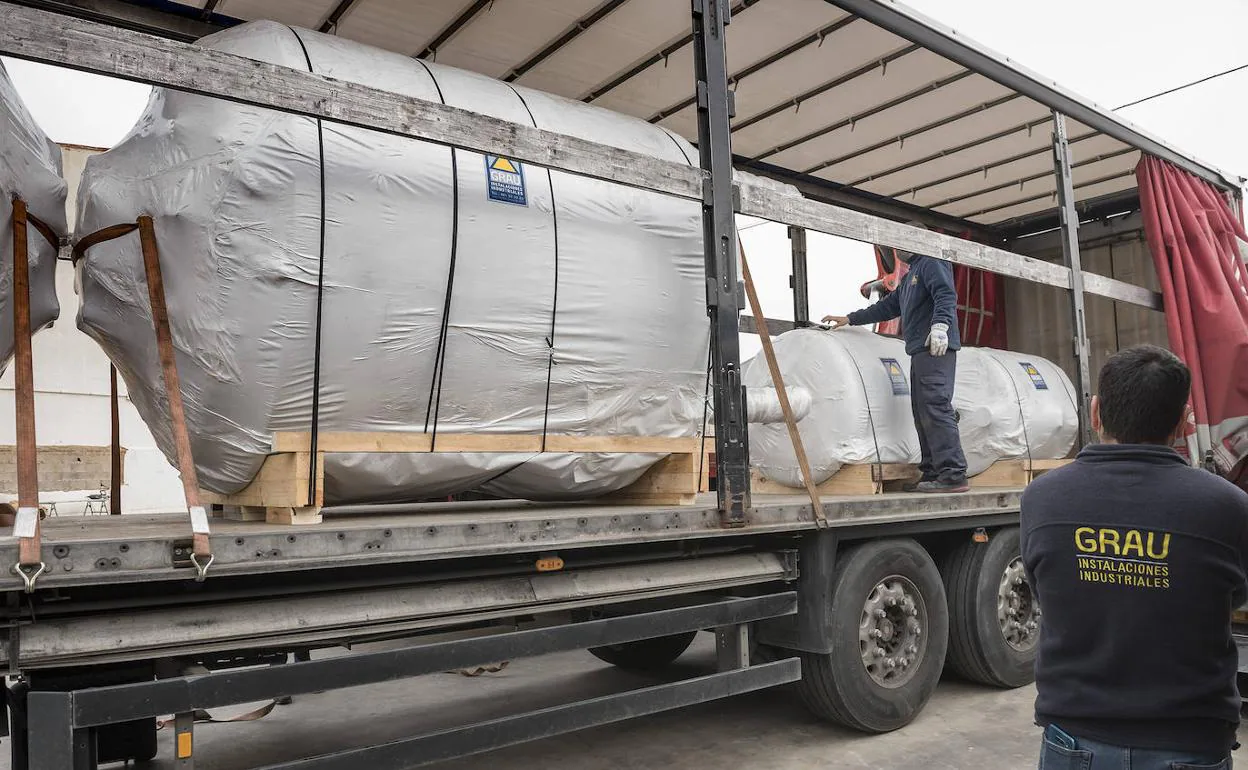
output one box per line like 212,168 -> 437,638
589,632 -> 697,671
796,538 -> 948,733
941,526 -> 1039,688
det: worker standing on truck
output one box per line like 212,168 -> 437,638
823,224 -> 968,493
1022,345 -> 1248,770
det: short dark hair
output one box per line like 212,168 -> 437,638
1096,345 -> 1191,444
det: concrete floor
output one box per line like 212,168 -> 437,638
82,634 -> 1053,770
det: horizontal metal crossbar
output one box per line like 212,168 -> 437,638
68,593 -> 797,727
257,659 -> 801,770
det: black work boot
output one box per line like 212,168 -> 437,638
902,476 -> 936,493
916,478 -> 970,493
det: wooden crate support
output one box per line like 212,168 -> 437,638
751,464 -> 918,497
200,432 -> 706,523
753,458 -> 1072,497
970,458 -> 1071,488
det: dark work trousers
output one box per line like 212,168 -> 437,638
910,350 -> 968,484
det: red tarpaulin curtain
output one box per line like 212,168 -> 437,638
870,245 -> 1006,348
1137,156 -> 1248,485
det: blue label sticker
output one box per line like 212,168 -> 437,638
485,154 -> 527,205
880,358 -> 909,396
1019,362 -> 1048,390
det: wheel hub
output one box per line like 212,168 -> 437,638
998,557 -> 1040,652
859,575 -> 927,688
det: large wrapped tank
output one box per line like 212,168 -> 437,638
75,22 -> 710,503
745,328 -> 1078,486
0,60 -> 66,376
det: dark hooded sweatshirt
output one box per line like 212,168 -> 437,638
1021,443 -> 1248,754
846,253 -> 960,356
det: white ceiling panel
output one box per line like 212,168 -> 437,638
759,74 -> 1012,172
593,0 -> 852,121
846,120 -> 1052,197
812,96 -> 1050,186
334,0 -> 477,59
975,174 -> 1137,225
938,150 -> 1140,218
513,0 -> 687,99
731,48 -> 963,158
910,133 -> 1128,208
217,0 -> 337,29
428,0 -> 604,80
729,20 -> 908,128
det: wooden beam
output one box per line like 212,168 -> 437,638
0,2 -> 705,202
270,432 -> 700,454
736,180 -> 1162,310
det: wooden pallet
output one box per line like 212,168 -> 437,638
202,432 -> 710,524
751,458 -> 1071,497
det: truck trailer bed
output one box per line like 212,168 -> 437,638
0,489 -> 1023,591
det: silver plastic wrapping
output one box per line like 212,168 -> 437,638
745,386 -> 813,424
0,60 -> 66,376
745,328 -> 1078,486
75,22 -> 711,503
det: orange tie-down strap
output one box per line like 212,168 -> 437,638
10,199 -> 65,591
72,217 -> 214,580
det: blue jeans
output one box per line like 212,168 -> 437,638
1040,725 -> 1232,769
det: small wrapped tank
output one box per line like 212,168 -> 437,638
0,60 -> 67,376
75,22 -> 711,504
744,327 -> 1078,487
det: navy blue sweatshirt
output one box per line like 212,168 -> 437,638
846,254 -> 960,355
1021,444 -> 1248,754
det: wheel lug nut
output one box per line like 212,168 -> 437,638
908,608 -> 918,617
874,609 -> 887,619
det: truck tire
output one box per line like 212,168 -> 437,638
795,538 -> 948,733
589,632 -> 697,671
941,526 -> 1039,688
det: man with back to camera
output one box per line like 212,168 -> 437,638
1023,345 -> 1248,770
822,225 -> 969,493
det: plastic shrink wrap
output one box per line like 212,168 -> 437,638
0,60 -> 66,376
75,22 -> 713,504
745,328 -> 1078,487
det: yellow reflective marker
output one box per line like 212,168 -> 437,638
177,731 -> 193,759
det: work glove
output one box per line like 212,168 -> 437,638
927,323 -> 949,356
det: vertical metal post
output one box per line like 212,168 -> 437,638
692,0 -> 750,523
175,711 -> 196,768
27,691 -> 94,770
788,226 -> 810,326
1052,112 -> 1094,446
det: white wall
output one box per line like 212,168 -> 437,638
0,145 -> 184,513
